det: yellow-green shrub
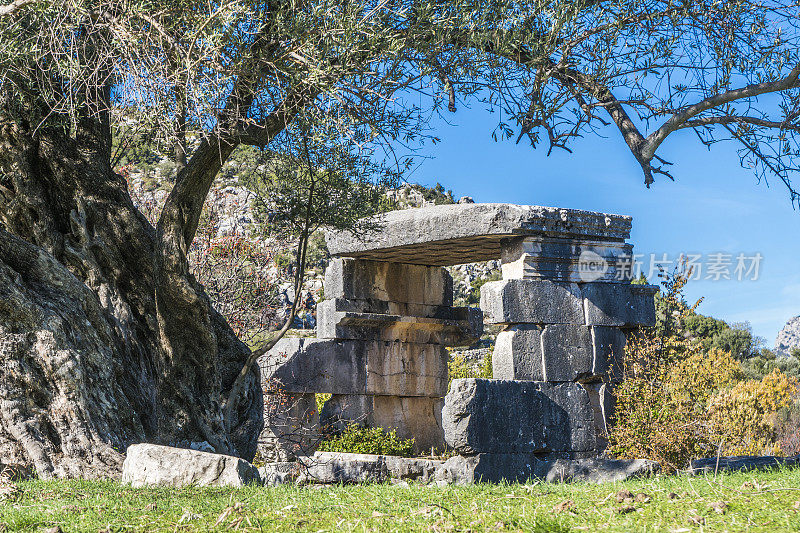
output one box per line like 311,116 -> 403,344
318,424 -> 414,457
448,350 -> 492,386
608,266 -> 800,471
706,369 -> 799,456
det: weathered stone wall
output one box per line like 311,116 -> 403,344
479,234 -> 657,453
258,203 -> 656,465
259,257 -> 481,457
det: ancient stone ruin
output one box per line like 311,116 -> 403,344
258,203 -> 657,472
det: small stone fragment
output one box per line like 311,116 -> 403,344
553,500 -> 576,514
688,511 -> 705,525
615,489 -> 634,503
634,492 -> 651,503
709,501 -> 728,514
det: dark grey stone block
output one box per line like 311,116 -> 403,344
582,283 -> 658,326
442,379 -> 596,455
630,284 -> 658,326
581,382 -> 616,452
592,326 -> 626,380
434,454 -> 659,485
541,324 -> 593,381
480,279 -> 584,325
493,325 -> 627,383
491,325 -> 544,380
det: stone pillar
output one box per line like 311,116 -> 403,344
480,235 -> 657,454
258,257 -> 482,457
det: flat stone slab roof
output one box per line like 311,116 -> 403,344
326,203 -> 632,266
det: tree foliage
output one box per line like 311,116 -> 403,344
2,0 -> 800,202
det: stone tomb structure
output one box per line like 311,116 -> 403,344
258,203 -> 657,462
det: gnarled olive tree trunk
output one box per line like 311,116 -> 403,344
0,113 -> 262,478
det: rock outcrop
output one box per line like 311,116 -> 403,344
776,316 -> 800,355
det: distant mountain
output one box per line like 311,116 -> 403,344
776,316 -> 800,355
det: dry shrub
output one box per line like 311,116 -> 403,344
608,265 -> 800,471
706,369 -> 799,456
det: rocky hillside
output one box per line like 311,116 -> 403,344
776,316 -> 800,356
122,155 -> 501,344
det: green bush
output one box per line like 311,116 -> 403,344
448,350 -> 492,385
318,424 -> 414,457
608,265 -> 800,471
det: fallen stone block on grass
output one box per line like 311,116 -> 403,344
434,454 -> 659,485
296,451 -> 443,484
689,455 -> 800,475
258,462 -> 300,486
539,458 -> 660,483
121,444 -> 261,488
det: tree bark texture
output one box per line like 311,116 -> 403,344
0,115 -> 261,478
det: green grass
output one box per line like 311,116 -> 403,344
3,468 -> 800,532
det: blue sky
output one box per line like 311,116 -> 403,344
407,105 -> 800,347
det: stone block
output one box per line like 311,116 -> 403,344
325,203 -> 632,266
591,326 -> 626,380
537,457 -> 659,484
258,462 -> 299,486
260,338 -> 365,395
298,452 -> 388,484
320,395 -> 445,454
383,455 -> 443,482
442,379 -> 596,455
316,299 -> 482,346
493,325 -> 626,382
541,324 -> 593,381
630,284 -> 658,326
500,236 -> 633,283
689,455 -> 800,475
434,454 -> 659,485
261,337 -> 448,397
479,279 -> 584,325
121,444 -> 261,488
491,325 -> 544,381
259,392 -> 320,461
582,283 -> 658,326
295,452 -> 443,484
581,382 -> 615,452
366,341 -> 448,397
324,258 -> 453,306
434,453 -> 542,484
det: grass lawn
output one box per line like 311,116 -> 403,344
3,468 -> 800,532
